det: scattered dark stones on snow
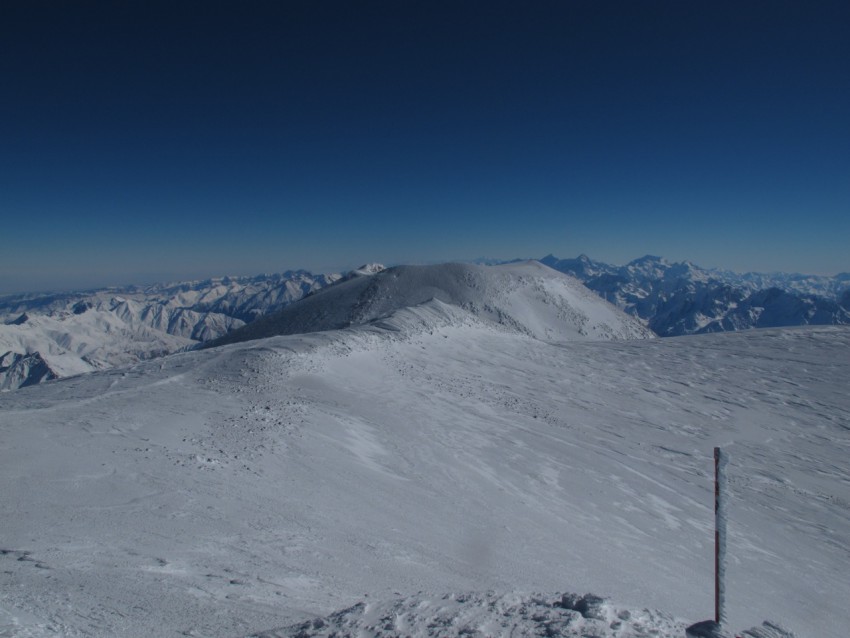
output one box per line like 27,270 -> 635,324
557,592 -> 606,620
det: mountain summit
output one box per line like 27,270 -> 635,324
209,261 -> 653,347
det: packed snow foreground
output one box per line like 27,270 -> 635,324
0,262 -> 847,637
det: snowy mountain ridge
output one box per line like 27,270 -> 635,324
0,270 -> 339,391
209,261 -> 653,348
0,270 -> 340,324
541,253 -> 850,299
3,255 -> 848,391
541,254 -> 850,336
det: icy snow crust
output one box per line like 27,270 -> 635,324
210,261 -> 654,347
0,285 -> 847,636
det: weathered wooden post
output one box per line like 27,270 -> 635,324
715,446 -> 727,626
686,447 -> 729,638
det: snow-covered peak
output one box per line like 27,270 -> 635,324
538,254 -> 613,279
210,261 -> 653,347
624,255 -> 672,280
352,263 -> 386,276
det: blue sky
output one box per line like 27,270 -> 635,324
2,1 -> 849,293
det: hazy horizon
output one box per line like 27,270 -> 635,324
3,2 -> 848,293
2,250 -> 848,298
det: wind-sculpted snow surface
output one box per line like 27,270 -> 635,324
0,318 -> 847,637
210,261 -> 654,347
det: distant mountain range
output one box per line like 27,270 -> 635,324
208,261 -> 653,349
2,256 -> 848,390
539,254 -> 850,337
0,271 -> 339,391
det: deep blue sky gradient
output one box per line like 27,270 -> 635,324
2,1 -> 849,293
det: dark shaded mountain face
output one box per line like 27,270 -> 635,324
0,351 -> 58,390
543,255 -> 850,336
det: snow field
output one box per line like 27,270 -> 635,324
0,321 -> 847,637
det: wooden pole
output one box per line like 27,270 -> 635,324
714,446 -> 727,626
684,448 -> 730,638
715,447 -> 720,623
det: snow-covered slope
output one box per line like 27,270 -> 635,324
211,261 -> 653,347
0,314 -> 846,637
0,271 -> 339,390
542,254 -> 850,336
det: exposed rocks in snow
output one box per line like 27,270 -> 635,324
72,300 -> 92,314
252,591 -> 689,638
0,351 -> 58,390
